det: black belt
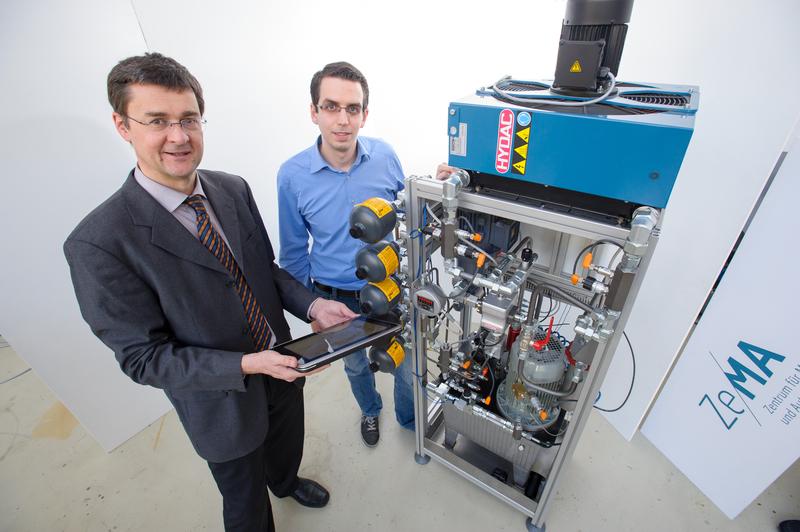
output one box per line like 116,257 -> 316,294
313,281 -> 360,299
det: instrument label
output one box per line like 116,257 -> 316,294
358,198 -> 392,218
495,109 -> 515,173
377,245 -> 399,276
371,277 -> 400,301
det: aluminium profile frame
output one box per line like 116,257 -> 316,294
405,175 -> 659,530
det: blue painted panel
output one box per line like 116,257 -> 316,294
448,83 -> 698,208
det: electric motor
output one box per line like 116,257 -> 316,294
497,327 -> 568,430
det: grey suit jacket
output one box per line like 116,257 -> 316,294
64,169 -> 315,462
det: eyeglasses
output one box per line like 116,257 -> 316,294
316,103 -> 363,116
124,115 -> 207,132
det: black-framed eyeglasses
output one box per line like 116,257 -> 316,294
316,103 -> 363,116
124,115 -> 207,132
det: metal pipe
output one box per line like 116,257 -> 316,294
510,236 -> 532,255
526,282 -> 595,324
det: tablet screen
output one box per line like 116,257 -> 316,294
276,316 -> 399,365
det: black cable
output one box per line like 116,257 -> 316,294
572,239 -> 624,275
483,334 -> 504,347
539,295 -> 556,320
510,236 -> 532,255
0,368 -> 31,385
541,422 -> 568,439
594,331 -> 635,413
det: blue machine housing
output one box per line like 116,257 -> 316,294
447,81 -> 699,210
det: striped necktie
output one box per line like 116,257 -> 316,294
184,194 -> 273,351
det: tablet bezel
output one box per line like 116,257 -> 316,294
273,315 -> 402,373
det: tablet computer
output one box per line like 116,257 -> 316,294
273,316 -> 402,373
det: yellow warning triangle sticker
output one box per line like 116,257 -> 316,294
570,60 -> 582,73
516,127 -> 530,143
514,144 -> 528,158
513,160 -> 527,174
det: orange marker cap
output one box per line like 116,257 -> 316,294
582,252 -> 593,269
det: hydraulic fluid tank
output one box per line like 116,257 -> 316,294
355,241 -> 400,282
359,276 -> 401,315
349,198 -> 397,244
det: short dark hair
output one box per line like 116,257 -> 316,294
310,62 -> 369,110
107,52 -> 204,116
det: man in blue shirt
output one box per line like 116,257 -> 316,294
277,62 -> 413,447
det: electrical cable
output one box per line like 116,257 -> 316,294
0,368 -> 31,385
593,331 -> 636,413
491,72 -> 617,108
457,236 -> 498,266
572,239 -> 625,275
541,422 -> 568,439
424,201 -> 496,266
510,236 -> 532,255
442,311 -> 463,336
485,360 -> 496,390
444,331 -> 478,348
539,295 -> 557,320
458,215 -> 476,234
425,202 -> 442,227
482,334 -> 504,347
609,246 -> 624,270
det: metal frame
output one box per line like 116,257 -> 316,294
405,175 -> 660,530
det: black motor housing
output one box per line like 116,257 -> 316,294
553,0 -> 634,93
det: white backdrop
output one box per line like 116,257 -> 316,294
1,0 -> 799,451
641,120 -> 800,518
0,0 -> 171,451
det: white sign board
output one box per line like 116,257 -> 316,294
641,122 -> 800,518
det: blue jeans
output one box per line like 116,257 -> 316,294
313,286 -> 415,430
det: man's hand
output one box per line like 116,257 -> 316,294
241,350 -> 328,382
436,163 -> 459,180
309,297 -> 358,330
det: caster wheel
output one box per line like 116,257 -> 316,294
525,517 -> 546,532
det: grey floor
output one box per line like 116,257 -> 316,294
1,338 -> 797,532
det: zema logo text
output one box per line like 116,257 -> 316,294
495,109 -> 514,173
700,340 -> 787,430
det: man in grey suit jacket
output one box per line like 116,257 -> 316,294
64,53 -> 356,532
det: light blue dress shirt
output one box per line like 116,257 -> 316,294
277,136 -> 405,290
